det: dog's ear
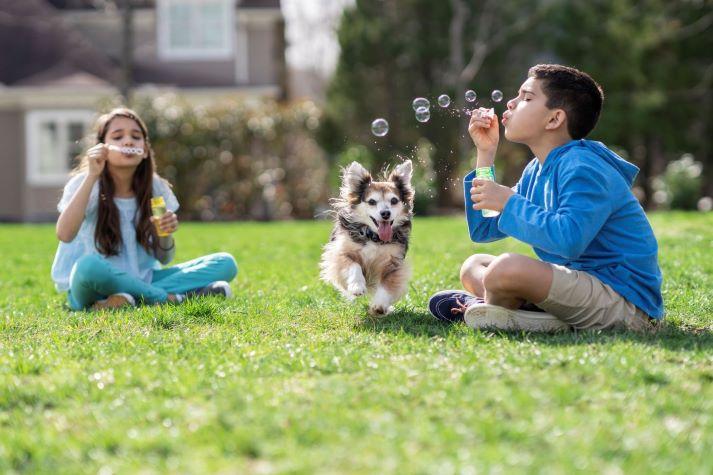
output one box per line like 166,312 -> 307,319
341,161 -> 372,204
389,160 -> 414,207
389,160 -> 413,184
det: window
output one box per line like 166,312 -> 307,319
157,0 -> 235,60
25,110 -> 94,186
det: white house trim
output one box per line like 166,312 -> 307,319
25,109 -> 95,186
157,0 -> 235,61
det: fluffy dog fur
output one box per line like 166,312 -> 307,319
320,160 -> 414,315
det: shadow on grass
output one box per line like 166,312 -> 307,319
354,308 -> 713,352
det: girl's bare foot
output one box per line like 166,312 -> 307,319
91,293 -> 136,310
166,294 -> 185,304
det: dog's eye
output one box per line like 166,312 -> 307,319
367,199 -> 377,206
390,198 -> 399,205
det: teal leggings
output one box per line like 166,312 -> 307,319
67,252 -> 238,310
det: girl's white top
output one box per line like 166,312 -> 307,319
51,172 -> 179,291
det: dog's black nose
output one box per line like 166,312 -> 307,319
380,210 -> 391,220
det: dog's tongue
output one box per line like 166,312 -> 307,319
377,220 -> 393,242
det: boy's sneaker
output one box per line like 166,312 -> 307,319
186,281 -> 233,299
91,293 -> 136,311
464,303 -> 570,333
428,290 -> 484,323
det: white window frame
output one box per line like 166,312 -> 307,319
25,109 -> 95,186
157,0 -> 235,61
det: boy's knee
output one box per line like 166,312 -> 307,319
459,254 -> 491,288
212,252 -> 238,281
460,254 -> 489,279
482,253 -> 523,292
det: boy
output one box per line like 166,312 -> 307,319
429,64 -> 663,331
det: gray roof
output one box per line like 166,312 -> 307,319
0,0 -> 281,88
45,0 -> 280,9
0,0 -> 117,86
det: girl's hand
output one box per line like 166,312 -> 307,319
86,144 -> 108,177
152,210 -> 179,235
468,109 -> 500,156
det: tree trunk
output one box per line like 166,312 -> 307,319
119,0 -> 134,104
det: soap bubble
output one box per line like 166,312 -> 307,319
412,97 -> 430,111
415,106 -> 430,123
465,90 -> 477,102
437,94 -> 451,108
491,90 -> 503,102
371,118 -> 389,137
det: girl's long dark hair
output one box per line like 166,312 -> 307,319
74,108 -> 161,257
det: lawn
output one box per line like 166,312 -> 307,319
0,212 -> 711,474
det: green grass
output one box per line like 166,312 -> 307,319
0,212 -> 711,474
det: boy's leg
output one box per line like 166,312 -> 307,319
462,253 -> 651,331
460,253 -> 553,309
152,252 -> 238,295
68,254 -> 169,310
459,254 -> 496,297
536,265 -> 652,331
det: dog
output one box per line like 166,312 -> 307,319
320,160 -> 414,315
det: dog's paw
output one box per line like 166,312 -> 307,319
368,304 -> 394,316
347,282 -> 367,298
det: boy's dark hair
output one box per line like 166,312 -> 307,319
528,64 -> 604,139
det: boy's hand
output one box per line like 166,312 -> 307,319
470,179 -> 514,212
151,210 -> 179,235
86,144 -> 108,177
468,109 -> 500,158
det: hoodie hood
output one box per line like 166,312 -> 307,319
550,139 -> 639,186
542,139 -> 639,187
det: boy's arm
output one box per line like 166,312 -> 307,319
497,163 -> 612,259
465,110 -> 509,242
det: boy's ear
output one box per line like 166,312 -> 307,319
546,109 -> 567,132
341,161 -> 372,203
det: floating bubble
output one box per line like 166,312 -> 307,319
412,97 -> 430,111
437,94 -> 451,108
465,90 -> 477,102
415,106 -> 430,123
491,89 -> 503,102
371,118 -> 389,137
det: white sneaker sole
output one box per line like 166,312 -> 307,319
464,303 -> 570,333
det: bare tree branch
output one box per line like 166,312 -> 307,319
459,0 -> 496,84
447,0 -> 468,86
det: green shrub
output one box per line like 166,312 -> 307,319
651,154 -> 704,210
130,95 -> 329,220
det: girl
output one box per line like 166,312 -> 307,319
51,108 -> 238,310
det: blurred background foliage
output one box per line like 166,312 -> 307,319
131,96 -> 328,221
321,0 -> 712,214
105,0 -> 710,220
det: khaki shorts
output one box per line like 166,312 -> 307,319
536,264 -> 653,331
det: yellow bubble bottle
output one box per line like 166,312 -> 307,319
150,196 -> 169,237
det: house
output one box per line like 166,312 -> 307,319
0,0 -> 285,222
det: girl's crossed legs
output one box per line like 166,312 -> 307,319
67,252 -> 238,310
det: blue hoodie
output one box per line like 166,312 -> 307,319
464,139 -> 664,319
